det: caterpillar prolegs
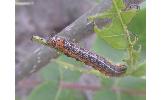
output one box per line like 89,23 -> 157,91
46,35 -> 127,77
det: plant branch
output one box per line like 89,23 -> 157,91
54,68 -> 63,100
112,0 -> 136,69
16,0 -> 112,84
60,81 -> 101,91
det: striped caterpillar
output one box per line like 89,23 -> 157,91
46,35 -> 127,77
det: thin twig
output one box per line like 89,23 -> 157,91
60,81 -> 101,91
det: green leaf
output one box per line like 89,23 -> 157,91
94,76 -> 146,100
95,18 -> 128,49
94,89 -> 117,100
112,0 -> 125,11
59,89 -> 84,100
118,76 -> 146,90
128,9 -> 146,51
58,55 -> 84,69
40,54 -> 84,82
56,55 -> 83,81
39,63 -> 60,81
94,0 -> 138,49
120,93 -> 146,100
131,62 -> 146,77
91,36 -> 125,62
28,81 -> 57,100
121,10 -> 137,25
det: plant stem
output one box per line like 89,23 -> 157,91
112,0 -> 134,68
54,68 -> 63,100
114,78 -> 121,100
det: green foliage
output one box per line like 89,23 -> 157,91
94,76 -> 146,100
131,62 -> 146,77
92,36 -> 125,63
91,0 -> 145,99
39,63 -> 60,81
29,0 -> 146,100
89,0 -> 138,49
28,56 -> 85,100
39,55 -> 82,82
128,8 -> 146,51
94,89 -> 117,100
28,81 -> 58,100
58,89 -> 85,100
90,0 -> 146,75
28,80 -> 85,100
126,8 -> 146,75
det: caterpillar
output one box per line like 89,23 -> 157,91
45,35 -> 127,77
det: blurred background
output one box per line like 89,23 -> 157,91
15,0 -> 146,100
